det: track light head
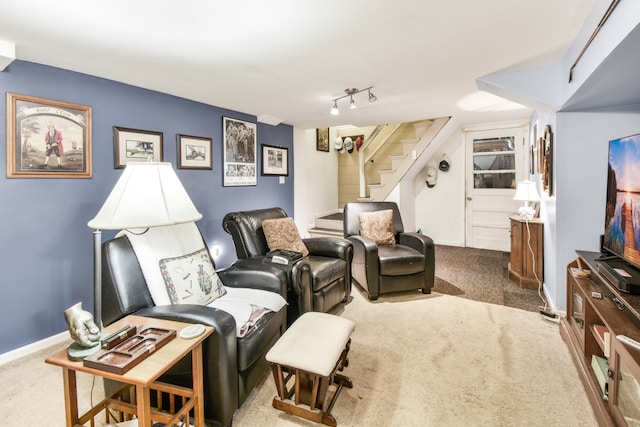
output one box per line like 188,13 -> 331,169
368,90 -> 377,103
330,100 -> 339,115
350,96 -> 356,109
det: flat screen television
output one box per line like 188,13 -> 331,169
603,132 -> 640,271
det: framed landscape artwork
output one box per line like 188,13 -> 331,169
113,126 -> 163,168
177,134 -> 212,170
223,117 -> 257,186
6,93 -> 92,178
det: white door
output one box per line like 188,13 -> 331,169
465,125 -> 527,251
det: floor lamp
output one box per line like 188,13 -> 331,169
87,162 -> 202,329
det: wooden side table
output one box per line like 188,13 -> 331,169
45,315 -> 213,427
508,214 -> 544,289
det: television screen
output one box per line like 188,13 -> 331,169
603,133 -> 640,269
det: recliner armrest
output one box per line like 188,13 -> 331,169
136,304 -> 236,336
303,237 -> 353,261
217,258 -> 287,297
347,234 -> 378,253
398,232 -> 434,254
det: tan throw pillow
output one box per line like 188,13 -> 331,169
262,217 -> 309,256
159,248 -> 226,305
358,209 -> 396,245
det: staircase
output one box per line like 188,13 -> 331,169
308,116 -> 451,238
308,211 -> 343,238
365,116 -> 450,201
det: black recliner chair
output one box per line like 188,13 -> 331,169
343,201 -> 435,300
222,207 -> 353,323
101,232 -> 287,427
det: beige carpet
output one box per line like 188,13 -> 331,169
0,272 -> 596,426
232,289 -> 596,427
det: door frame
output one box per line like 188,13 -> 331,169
464,122 -> 529,251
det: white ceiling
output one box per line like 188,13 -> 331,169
0,0 -> 594,129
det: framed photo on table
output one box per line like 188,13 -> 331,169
223,117 -> 257,186
6,92 -> 92,178
113,126 -> 163,168
261,144 -> 289,176
177,134 -> 212,170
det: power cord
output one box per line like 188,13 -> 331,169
524,219 -> 558,323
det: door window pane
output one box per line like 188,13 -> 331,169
473,136 -> 516,189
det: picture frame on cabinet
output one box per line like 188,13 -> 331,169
177,134 -> 212,170
113,126 -> 163,168
261,144 -> 289,176
6,92 -> 92,178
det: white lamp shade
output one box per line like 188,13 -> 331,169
513,180 -> 541,203
88,162 -> 202,230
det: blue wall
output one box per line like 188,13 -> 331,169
0,61 -> 294,353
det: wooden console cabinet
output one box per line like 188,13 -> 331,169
561,251 -> 640,426
508,214 -> 543,289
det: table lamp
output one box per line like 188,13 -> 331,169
513,179 -> 541,221
87,162 -> 203,330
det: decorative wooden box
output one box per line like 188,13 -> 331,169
83,325 -> 176,374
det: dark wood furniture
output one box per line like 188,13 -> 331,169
46,315 -> 213,427
265,312 -> 355,427
508,214 -> 543,289
560,251 -> 640,426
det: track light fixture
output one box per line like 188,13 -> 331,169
329,86 -> 377,115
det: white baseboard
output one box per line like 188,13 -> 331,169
0,331 -> 69,366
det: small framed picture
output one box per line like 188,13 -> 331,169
261,144 -> 289,176
177,134 -> 212,170
316,128 -> 329,152
6,92 -> 92,178
113,126 -> 163,168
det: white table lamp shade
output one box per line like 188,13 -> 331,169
88,162 -> 202,229
513,180 -> 541,203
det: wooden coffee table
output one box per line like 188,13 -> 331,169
45,315 -> 213,427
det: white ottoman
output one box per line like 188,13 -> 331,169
265,312 -> 356,426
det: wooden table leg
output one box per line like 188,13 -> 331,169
136,385 -> 151,426
192,342 -> 205,426
62,367 -> 78,427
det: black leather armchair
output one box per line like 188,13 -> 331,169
101,234 -> 287,427
343,201 -> 435,300
222,207 -> 353,323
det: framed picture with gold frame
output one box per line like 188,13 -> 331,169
316,128 -> 329,152
6,93 -> 92,178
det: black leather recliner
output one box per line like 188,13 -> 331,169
343,201 -> 435,300
222,207 -> 353,323
101,233 -> 287,427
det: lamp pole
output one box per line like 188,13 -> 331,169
93,229 -> 102,329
